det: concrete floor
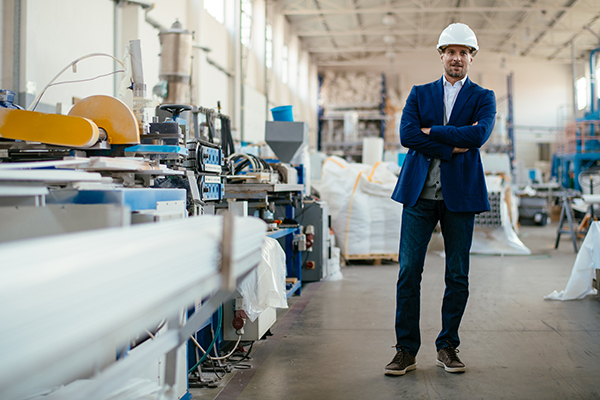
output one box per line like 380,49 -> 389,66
192,223 -> 600,400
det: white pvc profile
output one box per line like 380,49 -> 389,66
0,215 -> 266,400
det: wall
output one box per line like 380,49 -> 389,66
22,0 -> 115,112
321,49 -> 575,168
1,0 -> 319,147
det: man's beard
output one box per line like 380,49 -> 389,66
445,64 -> 466,78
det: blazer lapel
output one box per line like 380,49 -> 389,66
448,77 -> 475,125
431,77 -> 444,125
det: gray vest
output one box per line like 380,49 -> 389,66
418,104 -> 447,200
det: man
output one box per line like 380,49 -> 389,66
385,23 -> 496,376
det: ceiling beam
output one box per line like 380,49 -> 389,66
307,43 -> 600,55
297,28 -> 580,37
493,0 -> 539,52
282,6 -> 590,16
315,56 -> 586,67
309,45 -> 418,53
547,15 -> 600,60
521,0 -> 581,56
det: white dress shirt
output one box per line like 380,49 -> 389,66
443,75 -> 467,124
419,75 -> 467,201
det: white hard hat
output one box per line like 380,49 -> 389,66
437,23 -> 479,55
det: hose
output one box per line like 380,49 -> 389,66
187,306 -> 223,374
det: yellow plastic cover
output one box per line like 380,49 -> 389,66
0,108 -> 99,148
68,95 -> 140,144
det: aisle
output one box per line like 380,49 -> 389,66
198,224 -> 600,400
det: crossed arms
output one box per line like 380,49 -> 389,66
399,86 -> 497,161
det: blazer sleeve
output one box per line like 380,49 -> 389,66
428,89 -> 496,148
400,86 -> 454,161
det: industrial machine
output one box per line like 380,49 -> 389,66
299,199 -> 332,282
0,19 -> 333,395
552,47 -> 600,191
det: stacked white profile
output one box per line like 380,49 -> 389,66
0,215 -> 266,400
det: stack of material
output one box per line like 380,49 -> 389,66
319,156 -> 401,259
320,71 -> 383,106
0,215 -> 266,400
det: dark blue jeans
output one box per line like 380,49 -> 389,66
395,198 -> 475,356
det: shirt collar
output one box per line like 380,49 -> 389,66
443,75 -> 467,88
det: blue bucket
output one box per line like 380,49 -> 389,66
271,105 -> 293,121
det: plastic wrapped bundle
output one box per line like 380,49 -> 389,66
320,72 -> 383,106
470,175 -> 531,255
319,156 -> 402,258
238,236 -> 288,322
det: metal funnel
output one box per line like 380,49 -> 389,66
265,121 -> 308,163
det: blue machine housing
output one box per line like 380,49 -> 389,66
551,47 -> 600,190
197,175 -> 224,202
46,188 -> 186,211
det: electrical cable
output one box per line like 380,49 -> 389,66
41,70 -> 124,88
28,53 -> 126,111
187,305 -> 223,374
226,341 -> 254,369
189,332 -> 242,361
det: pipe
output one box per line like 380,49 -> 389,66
264,3 -> 269,122
113,2 -> 121,97
239,0 -> 244,142
590,47 -> 600,114
13,0 -> 21,104
206,57 -> 234,77
191,44 -> 235,77
571,40 -> 577,121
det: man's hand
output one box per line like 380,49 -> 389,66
451,122 -> 478,154
421,127 -> 431,135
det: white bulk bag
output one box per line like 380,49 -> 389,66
320,156 -> 402,258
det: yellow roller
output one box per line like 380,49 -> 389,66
68,95 -> 140,144
0,108 -> 99,148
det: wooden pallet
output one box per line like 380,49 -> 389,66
343,253 -> 398,265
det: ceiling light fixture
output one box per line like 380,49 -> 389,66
383,35 -> 396,44
382,13 -> 397,26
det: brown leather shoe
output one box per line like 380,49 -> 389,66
385,348 -> 417,376
436,346 -> 466,373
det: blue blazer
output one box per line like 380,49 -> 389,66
391,77 -> 496,213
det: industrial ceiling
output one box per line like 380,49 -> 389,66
279,0 -> 600,66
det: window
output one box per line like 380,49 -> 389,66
577,77 -> 587,110
241,0 -> 253,48
282,45 -> 289,84
204,0 -> 224,24
265,24 -> 273,69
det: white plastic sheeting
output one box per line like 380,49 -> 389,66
238,236 -> 288,322
29,378 -> 170,400
545,221 -> 600,301
319,156 -> 402,258
471,175 -> 531,255
324,247 -> 343,281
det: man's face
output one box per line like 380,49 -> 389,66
441,45 -> 473,80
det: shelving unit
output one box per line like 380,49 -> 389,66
318,73 -> 389,161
